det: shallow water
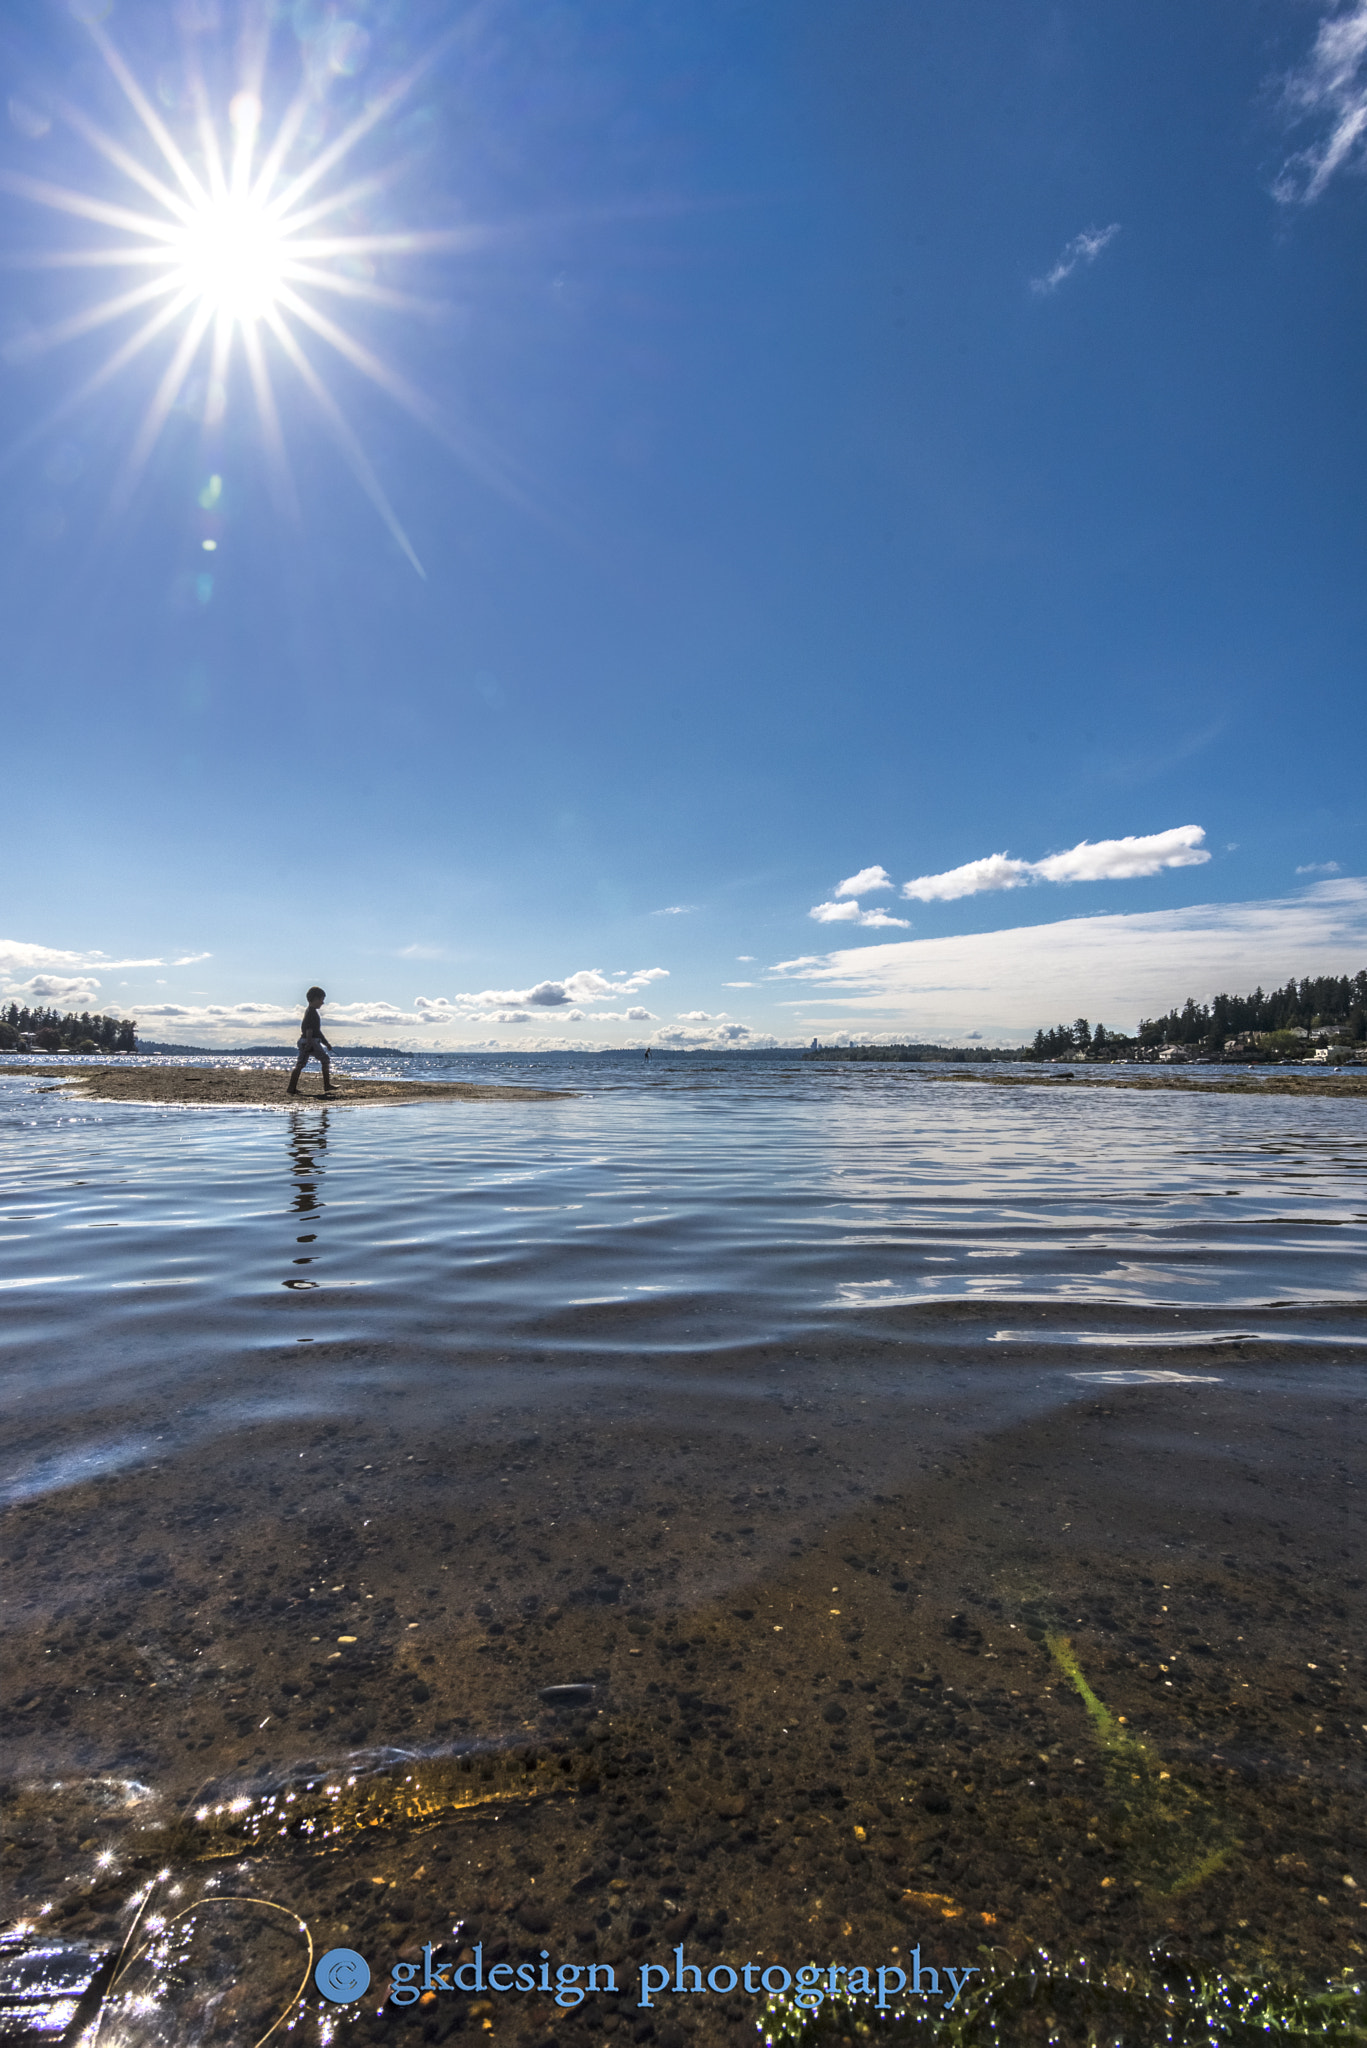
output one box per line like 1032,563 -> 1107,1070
1,1054 -> 1365,2044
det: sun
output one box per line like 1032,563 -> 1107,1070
173,191 -> 287,326
0,19 -> 478,574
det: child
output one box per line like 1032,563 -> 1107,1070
287,987 -> 337,1096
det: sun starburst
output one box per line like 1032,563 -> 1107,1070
0,11 -> 481,574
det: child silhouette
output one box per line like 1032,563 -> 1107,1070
287,987 -> 337,1097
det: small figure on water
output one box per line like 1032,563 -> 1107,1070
287,986 -> 337,1097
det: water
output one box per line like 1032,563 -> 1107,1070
2,1053 -> 1365,2044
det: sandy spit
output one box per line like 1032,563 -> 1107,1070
3,1062 -> 570,1105
925,1066 -> 1367,1098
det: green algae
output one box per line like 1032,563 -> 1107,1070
762,1949 -> 1366,2046
1043,1630 -> 1237,1896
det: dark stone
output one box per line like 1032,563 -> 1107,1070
539,1684 -> 595,1707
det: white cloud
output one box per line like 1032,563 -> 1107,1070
7,975 -> 103,1004
770,878 -> 1367,1038
654,1020 -> 770,1048
1296,860 -> 1341,874
834,865 -> 893,898
901,827 -> 1209,901
0,939 -> 211,987
809,900 -> 911,927
723,980 -> 755,988
568,1007 -> 657,1021
1030,826 -> 1210,883
736,955 -> 754,962
900,854 -> 1033,902
131,998 -> 432,1030
676,1010 -> 727,1022
652,905 -> 695,916
1276,0 -> 1367,202
415,967 -> 669,1018
1031,222 -> 1121,295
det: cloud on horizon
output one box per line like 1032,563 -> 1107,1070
653,1020 -> 769,1048
772,877 -> 1367,1038
1276,0 -> 1367,203
1031,222 -> 1121,295
901,826 -> 1210,901
416,967 -> 668,1020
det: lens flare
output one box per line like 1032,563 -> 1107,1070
0,12 -> 491,574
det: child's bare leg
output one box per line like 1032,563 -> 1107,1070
286,1052 -> 306,1094
320,1051 -> 336,1094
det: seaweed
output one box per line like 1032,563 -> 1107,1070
1043,1630 -> 1236,1896
762,1949 -> 1366,2046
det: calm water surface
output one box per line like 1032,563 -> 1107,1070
2,1054 -> 1365,2044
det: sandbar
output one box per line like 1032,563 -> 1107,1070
4,1062 -> 570,1105
926,1066 -> 1367,1098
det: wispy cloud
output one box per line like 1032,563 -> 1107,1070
1031,222 -> 1121,296
0,939 -> 212,1001
133,1000 -> 425,1028
901,826 -> 1209,902
1296,860 -> 1341,874
809,900 -> 911,927
771,878 -> 1367,1038
834,865 -> 893,899
652,904 -> 695,916
1276,0 -> 1367,203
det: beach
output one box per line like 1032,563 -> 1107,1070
2,1052 -> 1364,2043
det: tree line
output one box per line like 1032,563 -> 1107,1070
1031,970 -> 1367,1060
0,1004 -> 138,1053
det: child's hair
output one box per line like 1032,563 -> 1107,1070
307,986 -> 326,1002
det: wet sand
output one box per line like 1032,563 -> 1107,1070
4,1345 -> 1366,2044
7,1064 -> 570,1106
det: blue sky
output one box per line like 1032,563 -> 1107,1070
2,0 -> 1365,1047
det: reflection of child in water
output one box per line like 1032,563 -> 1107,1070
287,986 -> 336,1097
